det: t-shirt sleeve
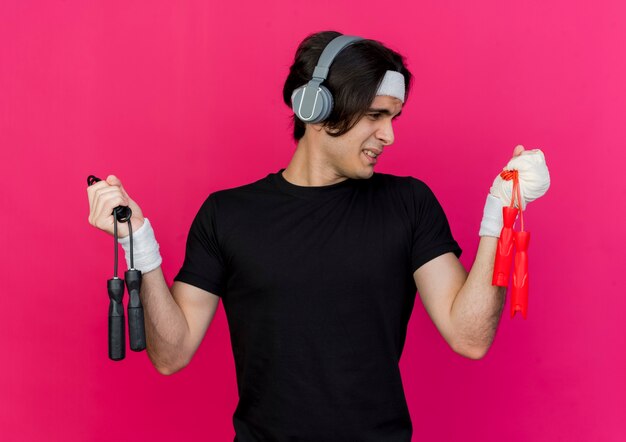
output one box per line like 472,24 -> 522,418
409,178 -> 462,272
173,194 -> 226,296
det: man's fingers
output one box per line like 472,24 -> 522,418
86,179 -> 109,202
89,187 -> 129,226
513,144 -> 525,157
87,180 -> 111,217
87,174 -> 139,237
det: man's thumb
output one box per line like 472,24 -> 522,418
513,144 -> 525,157
106,175 -> 129,197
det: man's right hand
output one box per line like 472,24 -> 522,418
87,175 -> 145,238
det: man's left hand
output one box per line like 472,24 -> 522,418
489,144 -> 551,210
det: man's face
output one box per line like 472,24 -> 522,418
317,95 -> 403,180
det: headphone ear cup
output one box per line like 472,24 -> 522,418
315,85 -> 333,123
291,84 -> 334,124
291,86 -> 306,120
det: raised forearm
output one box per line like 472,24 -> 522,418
140,267 -> 190,374
450,236 -> 505,358
447,146 -> 550,358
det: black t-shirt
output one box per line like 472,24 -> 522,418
174,169 -> 462,442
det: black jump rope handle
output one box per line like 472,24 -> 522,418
88,175 -> 146,359
126,269 -> 146,351
108,278 -> 125,361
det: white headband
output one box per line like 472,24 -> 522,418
376,70 -> 405,103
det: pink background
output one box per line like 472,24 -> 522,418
1,0 -> 624,441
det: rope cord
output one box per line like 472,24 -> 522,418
128,218 -> 134,270
113,213 -> 119,278
499,169 -> 525,231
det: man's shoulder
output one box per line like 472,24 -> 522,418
368,173 -> 442,210
370,172 -> 429,192
196,171 -> 281,218
210,171 -> 278,200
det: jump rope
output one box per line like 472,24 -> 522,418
87,175 -> 146,360
492,170 -> 530,318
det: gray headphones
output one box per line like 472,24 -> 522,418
291,35 -> 363,124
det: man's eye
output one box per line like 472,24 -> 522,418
368,113 -> 381,120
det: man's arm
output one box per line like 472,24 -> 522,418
413,237 -> 505,359
414,145 -> 550,359
141,267 -> 220,374
86,176 -> 220,373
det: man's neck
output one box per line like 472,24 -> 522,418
282,138 -> 347,187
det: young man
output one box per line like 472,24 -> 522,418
87,31 -> 550,441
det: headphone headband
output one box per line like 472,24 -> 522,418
311,35 -> 363,81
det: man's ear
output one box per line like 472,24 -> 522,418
309,123 -> 324,132
302,122 -> 325,139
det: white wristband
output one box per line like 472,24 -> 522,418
479,194 -> 504,237
117,217 -> 163,273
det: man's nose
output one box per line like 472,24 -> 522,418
376,119 -> 395,146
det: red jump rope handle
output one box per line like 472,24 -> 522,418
511,230 -> 530,318
492,206 -> 518,286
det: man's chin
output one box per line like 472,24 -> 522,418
353,168 -> 375,180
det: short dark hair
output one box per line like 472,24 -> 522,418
283,31 -> 412,142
